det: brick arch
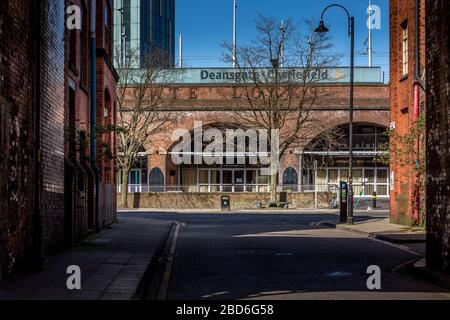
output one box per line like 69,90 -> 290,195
302,110 -> 389,149
303,121 -> 389,151
165,121 -> 252,159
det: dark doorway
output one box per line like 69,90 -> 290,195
283,167 -> 298,192
149,168 -> 165,192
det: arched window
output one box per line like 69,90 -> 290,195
104,89 -> 111,119
283,167 -> 298,191
149,168 -> 165,192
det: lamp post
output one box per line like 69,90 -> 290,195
315,4 -> 355,225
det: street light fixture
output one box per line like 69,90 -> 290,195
315,4 -> 355,225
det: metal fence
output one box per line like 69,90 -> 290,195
116,184 -> 390,200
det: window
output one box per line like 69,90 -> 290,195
104,2 -> 111,54
402,22 -> 408,76
69,16 -> 77,69
80,2 -> 88,85
283,167 -> 298,192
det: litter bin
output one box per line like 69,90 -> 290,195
221,195 -> 231,212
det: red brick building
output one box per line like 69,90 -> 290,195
389,0 -> 426,225
425,0 -> 450,274
117,68 -> 390,209
0,0 -> 117,279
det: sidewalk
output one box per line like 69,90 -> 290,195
317,218 -> 426,244
0,217 -> 174,300
118,208 -> 390,215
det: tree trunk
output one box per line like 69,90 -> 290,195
121,170 -> 130,209
270,172 -> 278,203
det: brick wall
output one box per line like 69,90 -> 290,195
0,0 -> 117,278
40,0 -> 66,255
96,0 -> 118,227
0,0 -> 36,276
117,192 -> 330,210
389,0 -> 426,225
425,0 -> 450,274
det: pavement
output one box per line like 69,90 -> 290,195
315,218 -> 426,244
0,217 -> 174,300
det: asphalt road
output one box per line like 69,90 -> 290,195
120,211 -> 450,300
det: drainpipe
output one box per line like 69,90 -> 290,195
90,0 -> 101,232
412,0 -> 421,225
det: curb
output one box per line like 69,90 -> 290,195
132,222 -> 176,300
316,221 -> 426,244
398,260 -> 450,291
374,233 -> 426,244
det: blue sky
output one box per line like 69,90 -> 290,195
175,0 -> 389,80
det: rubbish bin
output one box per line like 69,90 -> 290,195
221,195 -> 231,212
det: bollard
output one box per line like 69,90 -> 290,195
372,191 -> 377,209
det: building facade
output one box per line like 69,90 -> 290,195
389,0 -> 426,225
113,0 -> 176,68
0,0 -> 117,279
425,0 -> 450,274
117,67 -> 390,209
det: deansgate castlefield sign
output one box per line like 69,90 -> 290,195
126,67 -> 383,85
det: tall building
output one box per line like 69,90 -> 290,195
389,0 -> 426,225
425,0 -> 450,274
113,0 -> 175,68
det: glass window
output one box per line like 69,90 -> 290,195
283,167 -> 298,186
402,22 -> 408,76
352,169 -> 363,184
364,169 -> 375,184
129,169 -> 141,185
246,170 -> 257,184
377,169 -> 388,183
104,2 -> 111,54
328,169 -> 339,184
223,170 -> 233,184
234,171 -> 244,184
211,170 -> 221,185
258,172 -> 269,185
340,169 -> 349,182
365,184 -> 375,196
199,170 -> 209,184
377,185 -> 388,196
181,169 -> 196,186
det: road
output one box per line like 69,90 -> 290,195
120,211 -> 450,300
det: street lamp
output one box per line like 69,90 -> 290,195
315,4 -> 355,225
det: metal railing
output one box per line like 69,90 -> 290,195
116,183 -> 390,197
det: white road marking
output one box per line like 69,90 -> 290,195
157,221 -> 182,300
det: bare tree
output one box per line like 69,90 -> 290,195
223,15 -> 338,202
115,48 -> 174,208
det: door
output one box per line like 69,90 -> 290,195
149,168 -> 165,192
